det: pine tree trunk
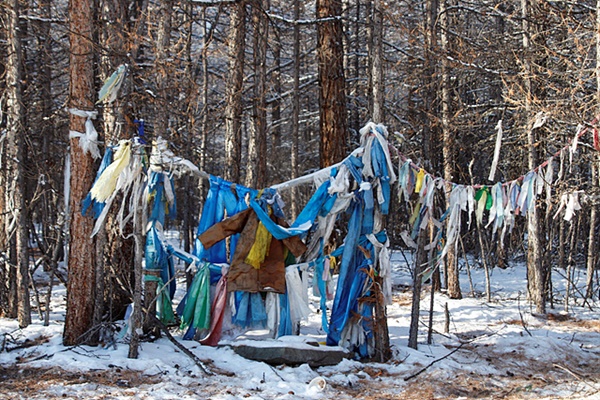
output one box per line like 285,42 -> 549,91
440,0 -> 461,300
145,2 -> 173,329
0,121 -> 7,317
128,193 -> 144,359
246,0 -> 269,188
422,0 -> 439,211
6,0 -> 31,328
408,231 -> 425,350
225,1 -> 247,183
317,0 -> 348,168
271,29 -> 282,153
290,0 -> 301,217
372,275 -> 391,361
368,0 -> 384,123
522,0 -> 546,314
590,0 -> 600,300
39,0 -> 55,254
351,0 -> 361,138
64,0 -> 98,345
586,163 -> 597,299
154,0 -> 173,138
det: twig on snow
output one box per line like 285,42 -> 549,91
404,342 -> 465,381
149,315 -> 234,377
553,363 -> 600,394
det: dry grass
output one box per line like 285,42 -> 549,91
0,366 -> 160,398
502,313 -> 600,332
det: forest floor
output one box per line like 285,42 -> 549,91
1,256 -> 600,399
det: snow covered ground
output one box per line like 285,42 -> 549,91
2,250 -> 600,399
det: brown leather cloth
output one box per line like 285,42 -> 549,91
199,208 -> 307,294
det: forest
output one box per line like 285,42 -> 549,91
1,0 -> 600,374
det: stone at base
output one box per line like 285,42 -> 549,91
232,341 -> 349,367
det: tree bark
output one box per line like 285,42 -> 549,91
246,0 -> 269,188
145,1 -> 173,327
586,162 -> 597,299
6,0 -> 31,328
368,0 -> 384,123
440,0 -> 461,300
225,1 -> 247,183
408,231 -> 425,350
290,0 -> 301,217
317,0 -> 348,168
154,0 -> 174,138
351,0 -> 361,137
128,192 -> 144,358
522,0 -> 546,314
64,0 -> 98,345
589,0 -> 600,300
271,25 -> 282,154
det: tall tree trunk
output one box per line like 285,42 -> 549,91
408,231 -> 425,350
586,162 -> 597,299
39,0 -> 56,253
196,8 -> 211,282
145,1 -> 173,330
64,0 -> 98,345
0,5 -> 7,318
271,25 -> 282,155
225,1 -> 247,183
96,0 -> 127,334
351,0 -> 361,136
317,0 -> 348,168
183,3 -> 195,288
422,0 -> 439,184
590,0 -> 600,299
440,0 -> 461,300
246,0 -> 269,188
0,105 -> 8,317
368,0 -> 384,123
522,0 -> 545,314
154,0 -> 173,138
128,193 -> 144,358
290,0 -> 301,217
6,0 -> 31,328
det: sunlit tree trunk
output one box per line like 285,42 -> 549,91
225,1 -> 247,183
64,0 -> 98,345
246,0 -> 269,188
317,0 -> 348,168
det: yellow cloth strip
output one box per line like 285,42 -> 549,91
245,221 -> 272,269
90,140 -> 131,202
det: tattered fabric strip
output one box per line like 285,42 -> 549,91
488,120 -> 503,181
68,108 -> 101,160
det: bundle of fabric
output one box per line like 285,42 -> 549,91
180,177 -> 260,342
144,224 -> 176,325
302,123 -> 395,358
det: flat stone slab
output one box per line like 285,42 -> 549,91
231,336 -> 350,367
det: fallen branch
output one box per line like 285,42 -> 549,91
149,315 -> 234,377
404,343 -> 465,381
553,363 -> 599,393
